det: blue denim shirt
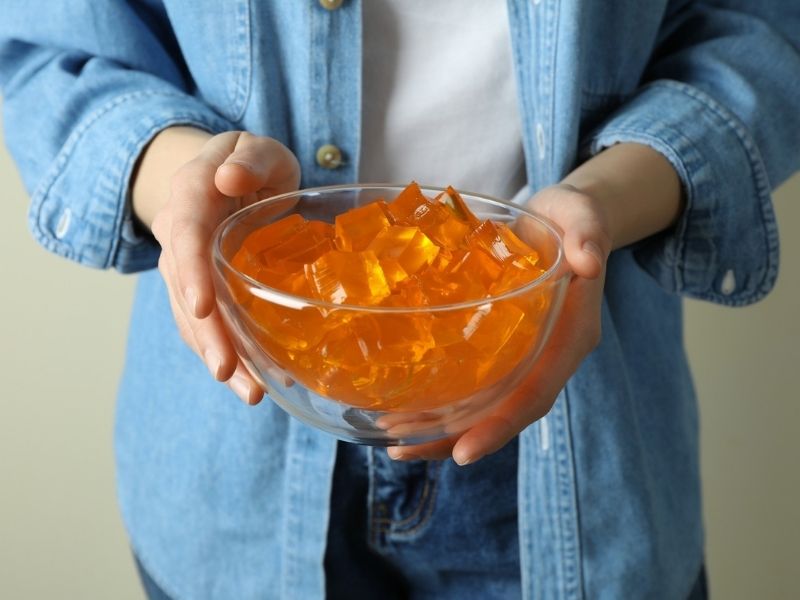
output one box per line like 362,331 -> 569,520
2,1 -> 798,598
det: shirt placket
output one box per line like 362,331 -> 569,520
279,4 -> 362,599
508,1 -> 584,599
304,0 -> 362,187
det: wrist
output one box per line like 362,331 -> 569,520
561,142 -> 684,250
131,126 -> 213,230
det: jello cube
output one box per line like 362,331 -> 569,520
261,219 -> 332,264
447,246 -> 504,288
386,182 -> 450,230
334,201 -> 391,251
305,249 -> 390,305
240,213 -> 306,255
379,257 -> 409,290
416,258 -> 487,305
384,181 -> 430,223
462,302 -> 526,356
425,212 -> 471,251
434,186 -> 480,227
497,223 -> 540,267
368,225 -> 440,275
382,277 -> 429,307
489,261 -> 545,295
468,221 -> 515,263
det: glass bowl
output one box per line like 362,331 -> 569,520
211,184 -> 569,446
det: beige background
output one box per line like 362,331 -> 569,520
0,110 -> 798,598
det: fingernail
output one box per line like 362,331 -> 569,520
185,287 -> 199,316
453,452 -> 475,466
230,375 -> 253,404
204,350 -> 222,380
221,159 -> 255,173
387,448 -> 421,461
582,240 -> 604,266
386,447 -> 403,460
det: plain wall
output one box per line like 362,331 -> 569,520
0,111 -> 798,598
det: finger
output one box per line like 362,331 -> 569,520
215,132 -> 301,199
451,274 -> 606,465
528,186 -> 611,280
189,306 -> 241,382
160,234 -> 240,380
160,252 -> 200,355
165,132 -> 250,319
227,360 -> 265,405
387,436 -> 457,462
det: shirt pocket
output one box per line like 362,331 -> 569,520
168,0 -> 252,123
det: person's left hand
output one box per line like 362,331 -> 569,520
387,184 -> 612,465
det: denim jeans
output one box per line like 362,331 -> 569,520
134,437 -> 708,600
324,439 -> 521,600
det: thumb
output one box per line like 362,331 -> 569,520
530,184 -> 611,280
563,220 -> 609,280
214,131 -> 301,199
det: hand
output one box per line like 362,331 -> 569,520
387,184 -> 612,464
147,130 -> 300,404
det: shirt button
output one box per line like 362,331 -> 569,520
55,208 -> 72,239
721,269 -> 736,296
316,144 -> 343,169
536,122 -> 546,161
319,0 -> 343,10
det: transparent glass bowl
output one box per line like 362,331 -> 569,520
211,184 -> 569,446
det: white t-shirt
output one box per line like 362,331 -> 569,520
360,0 -> 526,200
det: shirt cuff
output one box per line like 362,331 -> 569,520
581,80 -> 779,306
27,89 -> 234,273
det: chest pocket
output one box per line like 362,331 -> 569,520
167,0 -> 252,123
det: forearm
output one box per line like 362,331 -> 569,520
132,126 -> 213,230
562,142 -> 684,250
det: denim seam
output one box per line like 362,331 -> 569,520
370,460 -> 443,536
386,461 -> 443,538
586,127 -> 696,295
556,388 -> 584,599
27,90 -> 230,270
507,0 -> 536,189
584,79 -> 778,306
229,0 -> 252,123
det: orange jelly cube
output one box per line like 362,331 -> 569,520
434,186 -> 481,228
240,213 -> 306,255
368,225 -> 440,275
386,181 -> 450,230
305,249 -> 391,305
334,201 -> 391,251
378,257 -> 409,290
462,302 -> 526,356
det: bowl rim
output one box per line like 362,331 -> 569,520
212,183 -> 569,313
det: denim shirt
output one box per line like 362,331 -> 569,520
2,2 -> 798,599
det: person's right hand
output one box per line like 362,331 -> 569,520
140,130 -> 301,404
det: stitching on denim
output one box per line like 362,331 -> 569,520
657,80 -> 778,304
507,0 -> 536,188
29,91 -> 189,256
384,460 -> 443,537
229,0 -> 252,123
27,91 -> 229,269
554,391 -> 584,599
370,460 -> 433,529
587,79 -> 779,306
103,114 -> 230,269
586,127 -> 696,295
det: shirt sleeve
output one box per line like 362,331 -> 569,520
0,2 -> 234,273
581,1 -> 800,306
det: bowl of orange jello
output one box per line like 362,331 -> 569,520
211,183 -> 569,445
